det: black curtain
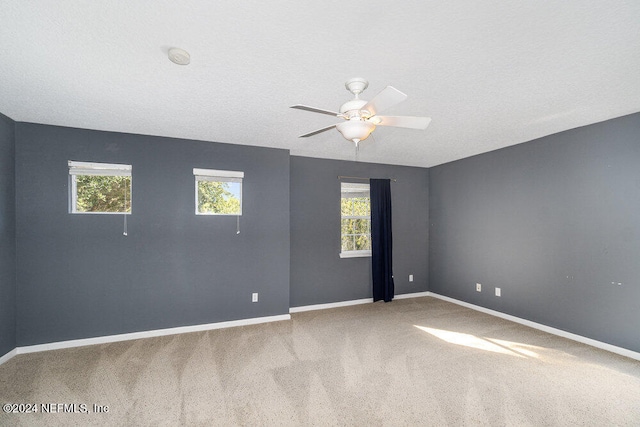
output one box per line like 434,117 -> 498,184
370,179 -> 394,302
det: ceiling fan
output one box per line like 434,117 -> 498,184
291,78 -> 431,147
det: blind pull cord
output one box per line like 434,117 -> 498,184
123,184 -> 128,236
236,215 -> 240,234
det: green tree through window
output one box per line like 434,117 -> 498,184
341,183 -> 371,254
197,181 -> 241,214
75,175 -> 131,213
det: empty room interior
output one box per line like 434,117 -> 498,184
1,1 -> 640,425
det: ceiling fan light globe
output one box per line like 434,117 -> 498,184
336,120 -> 375,143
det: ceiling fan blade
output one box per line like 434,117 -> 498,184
373,116 -> 432,130
361,86 -> 407,116
298,124 -> 338,138
290,105 -> 339,117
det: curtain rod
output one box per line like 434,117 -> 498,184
337,175 -> 397,182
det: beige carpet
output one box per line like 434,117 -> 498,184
1,297 -> 639,426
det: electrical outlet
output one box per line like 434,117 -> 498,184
252,293 -> 258,302
495,287 -> 501,297
409,274 -> 414,282
476,283 -> 481,292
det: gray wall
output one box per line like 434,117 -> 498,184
15,123 -> 290,346
290,156 -> 429,307
0,113 -> 16,356
429,113 -> 640,352
7,112 -> 640,354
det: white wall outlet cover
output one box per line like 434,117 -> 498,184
252,293 -> 258,302
476,283 -> 481,292
495,287 -> 501,297
409,274 -> 414,282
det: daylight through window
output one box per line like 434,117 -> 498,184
68,161 -> 132,214
194,168 -> 243,215
340,182 -> 371,257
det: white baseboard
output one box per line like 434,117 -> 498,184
428,292 -> 640,362
0,348 -> 18,366
290,291 -> 431,313
290,298 -> 371,313
395,291 -> 430,300
6,292 -> 637,363
15,314 -> 291,356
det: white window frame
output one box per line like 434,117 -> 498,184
339,182 -> 372,258
194,168 -> 244,216
68,160 -> 132,214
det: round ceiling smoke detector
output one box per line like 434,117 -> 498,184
168,47 -> 190,65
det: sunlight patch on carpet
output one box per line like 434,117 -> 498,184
414,326 -> 540,358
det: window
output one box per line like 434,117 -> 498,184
194,168 -> 243,215
68,161 -> 132,214
340,182 -> 371,258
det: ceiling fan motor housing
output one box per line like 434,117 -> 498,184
339,99 -> 369,116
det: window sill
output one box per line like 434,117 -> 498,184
195,212 -> 242,216
339,250 -> 372,259
70,212 -> 131,215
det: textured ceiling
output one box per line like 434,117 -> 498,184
1,1 -> 639,167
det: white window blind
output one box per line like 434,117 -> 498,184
341,182 -> 370,198
193,168 -> 243,181
68,161 -> 131,176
